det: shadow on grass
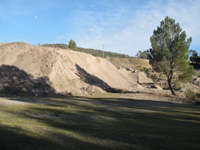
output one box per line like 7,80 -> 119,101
1,96 -> 200,150
0,124 -> 64,150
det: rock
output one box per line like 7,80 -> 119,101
137,71 -> 154,84
154,85 -> 163,90
86,85 -> 106,95
192,77 -> 200,87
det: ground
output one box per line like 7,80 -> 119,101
0,93 -> 200,150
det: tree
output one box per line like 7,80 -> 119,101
148,16 -> 194,95
189,49 -> 198,58
136,50 -> 149,59
190,50 -> 200,68
190,49 -> 198,64
68,40 -> 77,50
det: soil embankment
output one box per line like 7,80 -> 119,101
0,42 -> 139,95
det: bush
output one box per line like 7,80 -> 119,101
174,82 -> 181,91
185,89 -> 197,101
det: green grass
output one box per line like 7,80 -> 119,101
0,95 -> 200,150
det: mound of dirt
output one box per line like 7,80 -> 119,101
0,42 -> 139,95
118,67 -> 156,88
0,65 -> 56,96
0,42 -> 7,46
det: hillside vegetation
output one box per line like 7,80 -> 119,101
42,43 -> 151,69
42,43 -> 131,58
106,57 -> 152,69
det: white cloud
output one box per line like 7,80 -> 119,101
57,0 -> 200,56
34,16 -> 37,19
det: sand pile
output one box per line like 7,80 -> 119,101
0,64 -> 56,96
0,42 -> 138,95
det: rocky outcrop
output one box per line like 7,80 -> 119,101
118,66 -> 162,89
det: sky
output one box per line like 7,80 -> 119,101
0,0 -> 200,56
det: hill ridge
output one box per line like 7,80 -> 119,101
42,43 -> 131,58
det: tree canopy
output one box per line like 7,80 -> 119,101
148,16 -> 194,95
68,40 -> 77,51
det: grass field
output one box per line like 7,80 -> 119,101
0,94 -> 200,150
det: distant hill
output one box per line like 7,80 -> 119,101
42,43 -> 131,58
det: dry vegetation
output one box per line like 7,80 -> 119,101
106,57 -> 152,69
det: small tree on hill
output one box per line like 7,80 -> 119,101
190,50 -> 200,68
136,50 -> 149,59
189,49 -> 198,58
69,40 -> 77,51
148,16 -> 194,95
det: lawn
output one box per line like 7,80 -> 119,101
0,94 -> 200,150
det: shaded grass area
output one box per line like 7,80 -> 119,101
0,95 -> 200,150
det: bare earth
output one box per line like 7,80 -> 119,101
0,42 -> 141,95
0,42 -> 199,97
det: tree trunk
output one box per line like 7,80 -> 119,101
167,79 -> 176,95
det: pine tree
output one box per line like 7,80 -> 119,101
68,40 -> 77,51
148,16 -> 194,95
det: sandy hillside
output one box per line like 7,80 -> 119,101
0,42 -> 139,95
106,57 -> 152,69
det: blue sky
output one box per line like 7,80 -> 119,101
0,0 -> 200,56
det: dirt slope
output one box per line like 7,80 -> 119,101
106,57 -> 152,69
0,42 -> 138,95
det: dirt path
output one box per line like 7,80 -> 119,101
0,97 -> 47,105
0,91 -> 186,106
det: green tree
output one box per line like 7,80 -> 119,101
189,49 -> 198,58
148,16 -> 194,95
68,40 -> 77,50
190,50 -> 200,68
190,49 -> 198,64
136,50 -> 149,59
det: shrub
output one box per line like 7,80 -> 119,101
174,82 -> 181,91
185,89 -> 197,101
